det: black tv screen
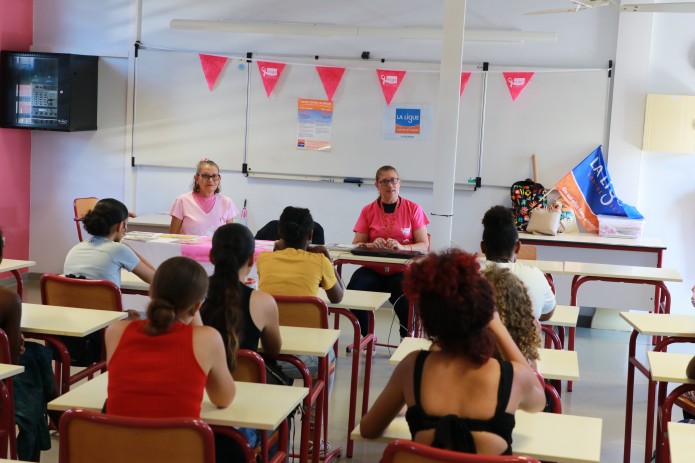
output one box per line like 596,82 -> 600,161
0,51 -> 98,131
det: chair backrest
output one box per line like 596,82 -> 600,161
0,329 -> 11,365
272,295 -> 329,329
41,273 -> 123,312
59,408 -> 215,463
380,440 -> 540,463
73,197 -> 98,242
254,220 -> 325,245
232,349 -> 267,383
516,245 -> 537,261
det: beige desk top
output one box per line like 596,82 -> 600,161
319,288 -> 390,311
127,213 -> 170,227
120,270 -> 149,292
388,338 -> 579,381
21,303 -> 127,337
665,421 -> 695,463
0,363 -> 24,380
518,231 -> 666,250
48,373 -> 308,431
334,252 -> 413,265
260,326 -> 340,357
517,259 -> 565,275
564,261 -> 682,282
619,312 -> 695,337
0,259 -> 36,273
351,410 -> 602,463
647,351 -> 695,383
541,305 -> 580,327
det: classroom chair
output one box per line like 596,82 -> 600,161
255,219 -> 326,245
58,408 -> 217,463
379,440 -> 541,463
0,329 -> 16,459
271,294 -> 340,462
38,273 -> 123,395
73,197 -> 98,242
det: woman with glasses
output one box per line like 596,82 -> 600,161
169,158 -> 239,236
348,165 -> 429,339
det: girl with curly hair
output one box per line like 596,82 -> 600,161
360,249 -> 545,455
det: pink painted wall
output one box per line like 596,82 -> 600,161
0,0 -> 32,261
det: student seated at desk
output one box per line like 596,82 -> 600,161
479,205 -> 556,321
360,250 -> 545,455
169,158 -> 239,236
105,257 -> 238,460
64,198 -> 155,287
200,223 -> 282,447
481,265 -> 541,369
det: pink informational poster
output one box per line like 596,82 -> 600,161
296,98 -> 333,151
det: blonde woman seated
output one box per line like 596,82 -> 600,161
481,265 -> 541,370
360,250 -> 545,455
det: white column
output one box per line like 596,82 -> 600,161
429,0 -> 466,251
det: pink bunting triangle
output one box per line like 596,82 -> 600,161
257,61 -> 286,97
198,54 -> 229,91
376,69 -> 406,106
316,66 -> 346,101
460,72 -> 472,96
503,72 -> 534,102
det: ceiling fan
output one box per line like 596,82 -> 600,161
526,0 -> 695,15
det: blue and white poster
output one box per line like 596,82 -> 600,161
382,103 -> 433,141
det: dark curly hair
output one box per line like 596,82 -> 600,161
402,249 -> 495,365
146,257 -> 208,336
481,205 -> 518,260
82,198 -> 129,237
278,206 -> 314,249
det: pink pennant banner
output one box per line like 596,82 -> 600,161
503,72 -> 534,102
460,72 -> 472,96
376,69 -> 406,106
316,66 -> 346,101
199,54 -> 229,91
257,61 -> 286,97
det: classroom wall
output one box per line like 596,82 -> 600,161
28,0 -> 695,315
0,0 -> 33,262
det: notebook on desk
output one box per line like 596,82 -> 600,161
350,247 -> 424,259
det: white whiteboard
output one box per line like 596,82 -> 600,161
133,49 -> 247,171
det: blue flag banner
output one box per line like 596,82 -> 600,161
556,145 -> 643,232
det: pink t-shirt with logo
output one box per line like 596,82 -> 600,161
353,197 -> 429,245
169,192 -> 239,236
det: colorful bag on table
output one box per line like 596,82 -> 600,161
510,179 -> 547,231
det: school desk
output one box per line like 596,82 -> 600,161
0,364 -> 24,381
646,352 -> 695,463
350,410 -> 603,463
663,421 -> 695,463
126,212 -> 170,232
259,325 -> 340,463
0,259 -> 36,299
318,287 -> 390,458
48,373 -> 308,461
20,303 -> 127,337
388,338 -> 579,382
619,311 -> 695,463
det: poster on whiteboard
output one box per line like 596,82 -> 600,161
382,103 -> 433,141
296,98 -> 333,151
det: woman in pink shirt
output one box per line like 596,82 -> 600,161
348,165 -> 429,338
169,159 -> 239,236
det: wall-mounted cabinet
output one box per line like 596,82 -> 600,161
643,93 -> 695,153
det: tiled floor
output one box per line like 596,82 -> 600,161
15,277 -> 693,462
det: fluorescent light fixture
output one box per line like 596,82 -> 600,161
170,19 -> 557,43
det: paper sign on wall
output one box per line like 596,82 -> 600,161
382,103 -> 433,141
316,66 -> 346,101
460,72 -> 472,96
376,69 -> 406,106
503,72 -> 534,101
199,54 -> 229,91
297,98 -> 333,151
257,61 -> 286,97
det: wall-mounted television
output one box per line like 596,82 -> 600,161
0,51 -> 98,131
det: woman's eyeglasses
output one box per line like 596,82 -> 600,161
378,177 -> 399,186
199,174 -> 220,181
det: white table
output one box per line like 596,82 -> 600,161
0,259 -> 36,299
21,303 -> 127,337
351,410 -> 603,463
388,338 -> 579,382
